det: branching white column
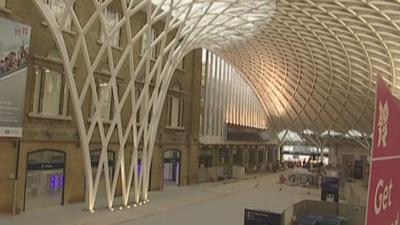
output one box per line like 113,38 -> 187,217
33,0 -> 274,211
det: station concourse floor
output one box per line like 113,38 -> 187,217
0,172 -> 320,225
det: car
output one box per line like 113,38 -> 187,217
318,215 -> 349,225
295,215 -> 320,225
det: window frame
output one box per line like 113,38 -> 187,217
141,28 -> 158,59
90,78 -> 116,122
31,64 -> 69,119
166,94 -> 184,129
44,0 -> 74,32
99,7 -> 121,48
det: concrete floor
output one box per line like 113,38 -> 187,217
0,172 -> 320,225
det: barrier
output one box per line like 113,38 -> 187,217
283,200 -> 366,225
244,208 -> 282,225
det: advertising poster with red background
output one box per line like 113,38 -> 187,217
366,76 -> 400,225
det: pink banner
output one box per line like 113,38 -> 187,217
366,76 -> 400,225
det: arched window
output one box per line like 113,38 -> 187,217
25,150 -> 66,211
166,83 -> 184,128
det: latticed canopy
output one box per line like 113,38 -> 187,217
218,0 -> 400,136
149,0 -> 400,136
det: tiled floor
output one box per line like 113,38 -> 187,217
0,172 -> 320,225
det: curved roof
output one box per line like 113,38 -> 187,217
170,0 -> 400,135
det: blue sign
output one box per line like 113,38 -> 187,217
244,208 -> 282,225
321,177 -> 339,202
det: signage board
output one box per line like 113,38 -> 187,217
0,17 -> 31,137
244,208 -> 282,225
27,163 -> 65,171
365,76 -> 400,225
226,123 -> 270,141
321,177 -> 339,203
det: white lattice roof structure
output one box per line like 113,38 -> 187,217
219,0 -> 400,136
149,0 -> 400,136
32,0 -> 400,211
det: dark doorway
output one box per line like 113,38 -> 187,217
163,150 -> 181,187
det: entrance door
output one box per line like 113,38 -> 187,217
163,150 -> 181,186
25,150 -> 65,211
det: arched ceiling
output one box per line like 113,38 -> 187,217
220,0 -> 400,135
171,0 -> 400,135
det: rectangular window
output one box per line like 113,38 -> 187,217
167,95 -> 183,128
32,66 -> 69,117
45,0 -> 73,31
92,81 -> 114,121
178,98 -> 184,127
141,28 -> 157,59
135,89 -> 145,125
100,8 -> 120,47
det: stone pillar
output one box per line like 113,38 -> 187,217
278,145 -> 283,163
150,145 -> 162,191
188,144 -> 199,185
245,149 -> 249,168
255,147 -> 260,166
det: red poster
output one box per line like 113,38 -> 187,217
366,76 -> 400,225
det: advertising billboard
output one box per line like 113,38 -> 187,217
365,76 -> 400,225
0,17 -> 31,137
